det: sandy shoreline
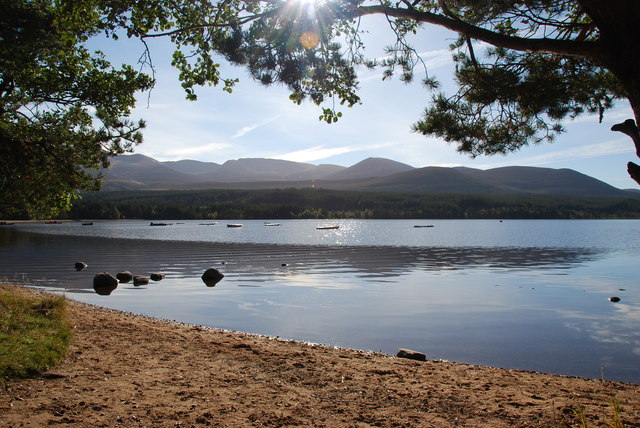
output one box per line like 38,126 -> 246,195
1,286 -> 639,427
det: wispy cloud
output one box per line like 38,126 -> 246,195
430,162 -> 467,168
232,116 -> 279,139
475,137 -> 633,169
568,106 -> 634,124
273,145 -> 358,163
163,142 -> 233,157
415,40 -> 490,71
273,142 -> 396,163
418,48 -> 453,70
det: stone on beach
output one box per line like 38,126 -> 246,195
202,268 -> 224,287
396,348 -> 427,361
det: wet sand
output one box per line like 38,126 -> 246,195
1,285 -> 639,427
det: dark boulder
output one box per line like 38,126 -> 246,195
93,272 -> 117,288
116,271 -> 133,283
150,272 -> 165,281
93,272 -> 118,296
396,348 -> 427,362
74,262 -> 87,271
133,275 -> 149,286
201,268 -> 224,287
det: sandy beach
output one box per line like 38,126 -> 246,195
1,286 -> 639,427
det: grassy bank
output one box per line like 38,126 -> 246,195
0,285 -> 72,378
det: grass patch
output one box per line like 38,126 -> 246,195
555,401 -> 628,427
0,285 -> 72,378
606,400 -> 624,428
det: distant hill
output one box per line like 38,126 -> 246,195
455,166 -> 623,196
346,166 -> 625,196
98,154 -> 632,197
323,157 -> 414,180
351,167 -> 499,193
101,154 -> 195,190
160,157 -> 345,182
622,188 -> 640,194
216,158 -> 345,181
162,159 -> 222,176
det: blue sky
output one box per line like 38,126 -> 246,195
98,14 -> 637,189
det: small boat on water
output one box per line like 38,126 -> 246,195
227,223 -> 243,228
199,222 -> 217,226
44,220 -> 61,224
82,222 -> 94,226
150,222 -> 172,226
264,223 -> 282,227
316,225 -> 339,230
0,221 -> 15,226
414,225 -> 435,228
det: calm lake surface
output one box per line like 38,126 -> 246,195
1,219 -> 639,383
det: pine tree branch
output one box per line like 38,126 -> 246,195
354,5 -> 603,60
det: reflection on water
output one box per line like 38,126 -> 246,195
1,223 -> 639,384
0,228 -> 599,291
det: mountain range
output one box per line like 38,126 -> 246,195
98,154 -> 635,197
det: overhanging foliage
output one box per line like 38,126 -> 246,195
4,1 -> 640,218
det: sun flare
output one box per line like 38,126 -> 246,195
300,31 -> 321,48
283,0 -> 327,49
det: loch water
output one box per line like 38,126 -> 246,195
1,219 -> 639,383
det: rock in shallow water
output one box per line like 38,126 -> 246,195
93,272 -> 118,295
202,268 -> 224,287
150,272 -> 165,281
116,271 -> 133,283
133,275 -> 149,286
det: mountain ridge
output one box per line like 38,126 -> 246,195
98,154 -> 632,197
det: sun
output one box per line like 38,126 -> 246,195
283,0 -> 326,48
288,0 -> 328,12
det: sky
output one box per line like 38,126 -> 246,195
94,11 -> 637,190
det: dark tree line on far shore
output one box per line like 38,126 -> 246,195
52,188 -> 640,221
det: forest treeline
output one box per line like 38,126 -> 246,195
58,188 -> 640,220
